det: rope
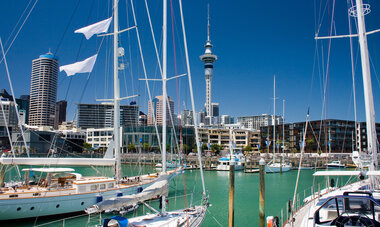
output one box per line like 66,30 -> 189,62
0,0 -> 39,65
206,209 -> 224,227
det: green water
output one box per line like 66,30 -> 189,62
10,165 -> 352,226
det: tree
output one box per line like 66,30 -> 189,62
127,143 -> 136,152
142,143 -> 151,152
243,145 -> 252,152
306,139 -> 314,146
211,144 -> 222,154
83,142 -> 92,150
183,144 -> 190,154
201,143 -> 208,152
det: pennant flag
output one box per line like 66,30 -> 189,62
60,54 -> 98,76
75,17 -> 113,39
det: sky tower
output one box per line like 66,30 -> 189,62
200,5 -> 217,119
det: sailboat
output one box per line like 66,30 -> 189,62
265,76 -> 291,173
86,0 -> 208,226
0,1 -> 180,221
285,1 -> 380,226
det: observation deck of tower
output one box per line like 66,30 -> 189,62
200,6 -> 217,118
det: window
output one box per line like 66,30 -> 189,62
100,184 -> 106,190
91,185 -> 98,191
108,183 -> 114,188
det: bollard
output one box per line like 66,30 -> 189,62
229,160 -> 235,227
259,158 -> 266,227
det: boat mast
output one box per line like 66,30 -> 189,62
355,0 -> 378,171
282,99 -> 285,155
113,0 -> 121,180
161,0 -> 168,214
273,75 -> 276,163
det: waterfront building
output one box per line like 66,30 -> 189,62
211,103 -> 219,117
259,119 -> 380,153
237,114 -> 283,130
181,109 -> 194,126
200,9 -> 217,120
55,100 -> 67,129
0,99 -> 18,148
138,112 -> 147,126
86,126 -> 194,153
147,96 -> 175,126
198,126 -> 260,152
28,52 -> 59,127
77,103 -> 138,129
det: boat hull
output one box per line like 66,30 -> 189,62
0,157 -> 115,166
0,182 -> 152,221
265,164 -> 291,173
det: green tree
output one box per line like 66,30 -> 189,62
142,142 -> 150,152
83,142 -> 92,150
201,143 -> 208,152
183,144 -> 190,154
306,139 -> 314,146
127,143 -> 136,152
211,144 -> 221,154
243,145 -> 252,152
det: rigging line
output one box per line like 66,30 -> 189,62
0,0 -> 39,66
369,55 -> 380,89
4,0 -> 33,47
134,0 -> 163,152
0,38 -> 30,158
54,0 -> 82,55
125,0 -> 136,99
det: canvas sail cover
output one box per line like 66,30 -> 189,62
86,173 -> 170,213
59,54 -> 98,76
75,17 -> 113,39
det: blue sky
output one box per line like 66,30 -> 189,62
1,0 -> 379,123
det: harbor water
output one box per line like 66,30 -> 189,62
9,164 -> 351,226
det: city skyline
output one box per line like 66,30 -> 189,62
1,0 -> 380,124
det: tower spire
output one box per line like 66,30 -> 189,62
207,4 -> 210,42
200,4 -> 217,124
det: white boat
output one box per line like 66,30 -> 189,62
325,160 -> 345,168
265,76 -> 291,173
265,162 -> 292,173
216,153 -> 245,171
285,1 -> 380,226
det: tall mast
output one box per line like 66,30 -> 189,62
355,0 -> 377,171
161,0 -> 168,214
113,0 -> 121,180
283,100 -> 285,154
273,75 -> 276,163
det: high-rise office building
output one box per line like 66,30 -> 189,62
55,100 -> 67,129
28,52 -> 58,127
147,96 -> 174,126
77,103 -> 139,129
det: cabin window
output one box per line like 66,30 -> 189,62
33,193 -> 41,196
108,183 -> 114,188
30,207 -> 35,210
56,204 -> 60,208
91,185 -> 98,191
17,207 -> 21,211
81,202 -> 84,206
100,184 -> 106,190
9,194 -> 18,198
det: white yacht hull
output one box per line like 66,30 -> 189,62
215,164 -> 244,171
265,164 -> 291,173
0,157 -> 115,166
0,182 -> 152,221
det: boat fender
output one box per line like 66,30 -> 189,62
117,191 -> 123,197
96,194 -> 103,203
288,199 -> 292,213
359,172 -> 365,180
137,186 -> 143,193
266,216 -> 273,227
330,178 -> 335,187
273,216 -> 279,227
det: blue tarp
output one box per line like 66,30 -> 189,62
103,216 -> 128,227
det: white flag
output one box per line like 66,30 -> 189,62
60,54 -> 98,76
75,17 -> 112,39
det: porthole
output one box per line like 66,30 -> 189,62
56,204 -> 60,208
17,207 -> 21,211
81,202 -> 84,205
30,207 -> 35,210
